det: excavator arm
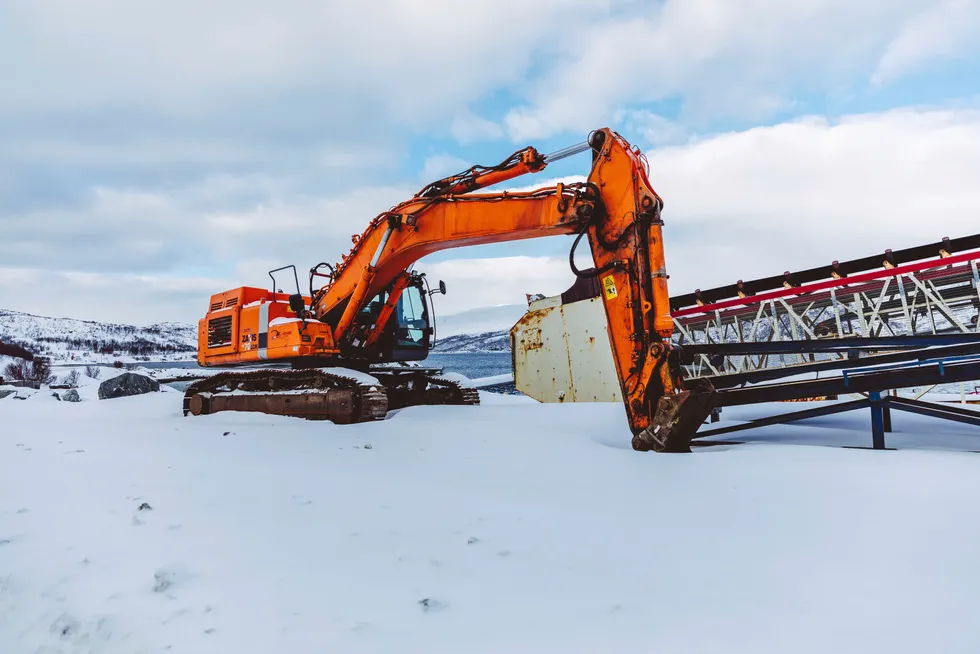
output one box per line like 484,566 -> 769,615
308,128 -> 715,451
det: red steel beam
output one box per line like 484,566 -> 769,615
672,249 -> 980,320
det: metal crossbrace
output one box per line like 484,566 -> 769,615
671,240 -> 980,382
694,393 -> 980,450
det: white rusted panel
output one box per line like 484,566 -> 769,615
510,301 -> 572,403
511,295 -> 620,403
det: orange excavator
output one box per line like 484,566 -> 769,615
184,128 -> 715,452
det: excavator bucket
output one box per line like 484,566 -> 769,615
633,388 -> 717,453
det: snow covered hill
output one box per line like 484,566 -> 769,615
0,309 -> 197,363
432,330 -> 510,353
434,303 -> 526,337
1,307 -> 517,359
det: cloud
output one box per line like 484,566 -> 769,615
1,174 -> 415,278
0,0 -> 601,224
418,107 -> 980,315
4,107 -> 980,329
450,112 -> 505,144
0,0 -> 599,126
872,0 -> 980,85
415,256 -> 579,317
420,154 -> 471,181
501,0 -> 964,141
614,110 -> 689,147
0,267 -> 237,325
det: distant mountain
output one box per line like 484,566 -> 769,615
0,309 -> 197,362
432,330 -> 510,353
435,303 -> 527,337
0,303 -> 525,361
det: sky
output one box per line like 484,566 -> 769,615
1,0 -> 979,326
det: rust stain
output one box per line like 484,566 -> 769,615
516,320 -> 545,353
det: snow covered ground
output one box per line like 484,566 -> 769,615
3,369 -> 980,653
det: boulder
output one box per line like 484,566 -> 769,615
61,389 -> 81,402
0,390 -> 15,400
98,373 -> 160,400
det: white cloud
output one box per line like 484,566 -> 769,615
419,107 -> 980,315
0,175 -> 415,277
872,0 -> 980,85
0,267 -> 236,325
0,0 -> 599,126
450,112 -> 504,144
4,107 -> 980,329
615,109 -> 689,147
501,0 -> 964,141
420,154 -> 471,181
415,256 -> 578,317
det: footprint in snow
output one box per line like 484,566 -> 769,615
153,564 -> 189,594
162,607 -> 190,624
418,598 -> 447,613
50,613 -> 80,638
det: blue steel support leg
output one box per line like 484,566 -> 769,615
883,390 -> 893,433
869,391 -> 886,450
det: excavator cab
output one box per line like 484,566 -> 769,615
354,273 -> 436,362
390,280 -> 431,358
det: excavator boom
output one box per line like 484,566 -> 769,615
190,128 -> 716,452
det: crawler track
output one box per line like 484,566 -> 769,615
182,366 -> 479,423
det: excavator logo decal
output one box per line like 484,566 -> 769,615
602,275 -> 618,300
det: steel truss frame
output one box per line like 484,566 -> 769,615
669,235 -> 980,382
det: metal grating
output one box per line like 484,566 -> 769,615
207,315 -> 233,348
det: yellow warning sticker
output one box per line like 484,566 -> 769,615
602,275 -> 618,299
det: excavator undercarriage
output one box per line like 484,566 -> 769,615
182,366 -> 480,423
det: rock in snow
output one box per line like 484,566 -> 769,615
60,388 -> 81,402
97,372 -> 160,399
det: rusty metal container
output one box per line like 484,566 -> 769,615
510,293 -> 620,403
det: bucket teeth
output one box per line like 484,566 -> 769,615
632,389 -> 716,453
